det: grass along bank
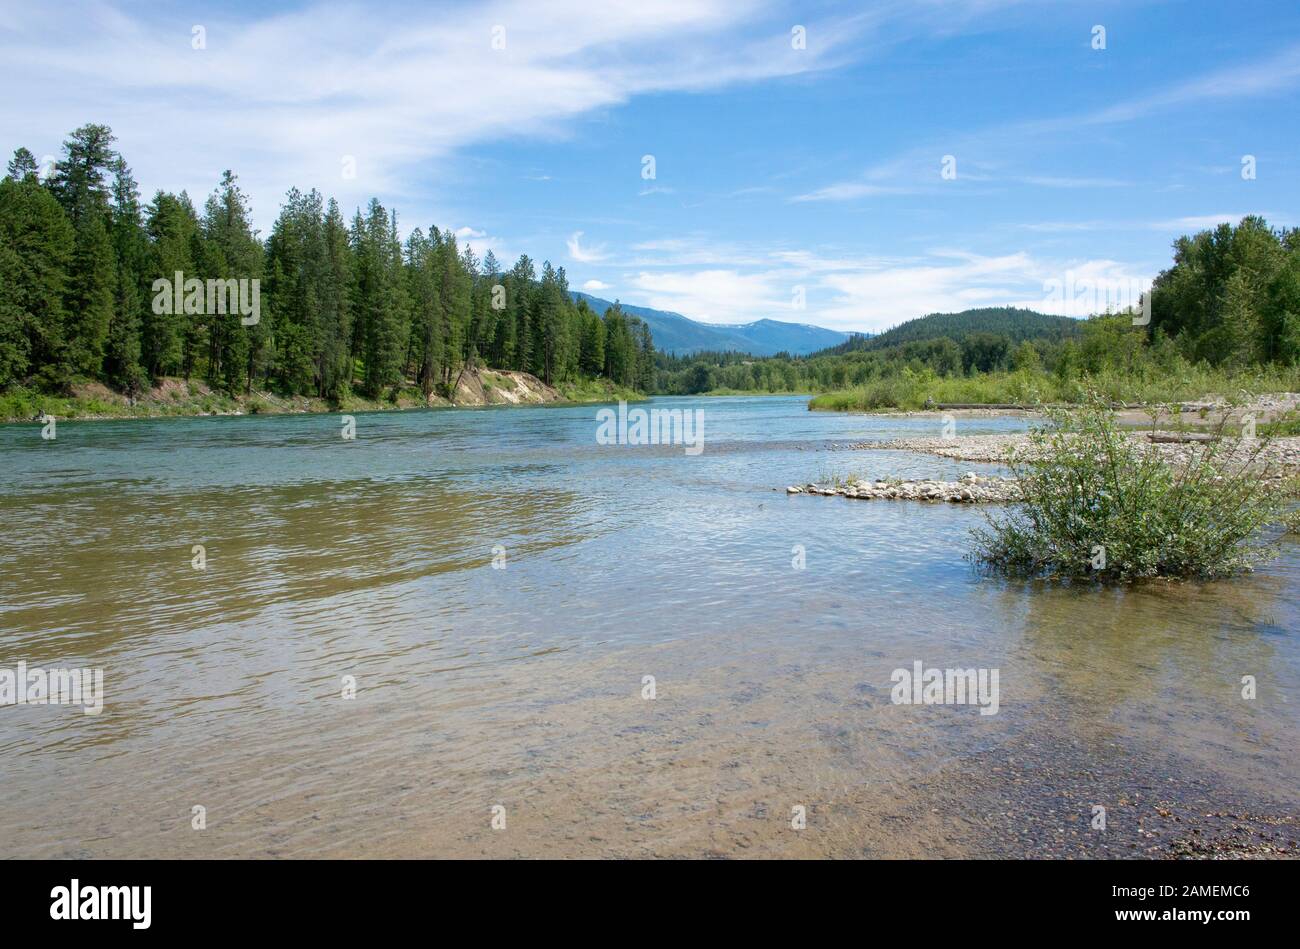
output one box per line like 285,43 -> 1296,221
807,364 -> 1300,412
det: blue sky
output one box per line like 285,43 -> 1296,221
2,0 -> 1297,332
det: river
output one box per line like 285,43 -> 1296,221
1,396 -> 1295,857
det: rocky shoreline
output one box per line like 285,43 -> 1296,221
792,424 -> 1300,502
788,472 -> 1018,502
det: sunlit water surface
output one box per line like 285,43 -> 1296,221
0,396 -> 1295,856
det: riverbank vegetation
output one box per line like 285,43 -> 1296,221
0,124 -> 654,421
969,400 -> 1292,581
805,359 -> 1300,412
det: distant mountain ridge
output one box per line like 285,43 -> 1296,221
814,306 -> 1081,356
570,291 -> 851,356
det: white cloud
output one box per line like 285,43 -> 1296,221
629,269 -> 792,323
1078,43 -> 1300,126
0,0 -> 858,231
566,231 -> 607,263
1016,213 -> 1290,234
450,226 -> 509,263
790,182 -> 915,203
615,243 -> 1162,332
793,43 -> 1300,207
1152,213 -> 1287,230
582,279 -> 611,291
1019,175 -> 1130,189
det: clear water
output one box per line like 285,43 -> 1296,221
0,396 -> 1295,856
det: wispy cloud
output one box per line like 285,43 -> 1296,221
1077,42 -> 1300,126
0,0 -> 859,229
792,42 -> 1300,205
614,240 -> 1161,332
566,231 -> 608,263
1016,212 -> 1290,233
791,183 -> 917,203
1019,175 -> 1131,189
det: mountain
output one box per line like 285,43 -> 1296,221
813,307 -> 1082,356
570,292 -> 850,356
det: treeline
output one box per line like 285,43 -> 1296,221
655,217 -> 1300,395
823,306 -> 1081,356
0,124 -> 655,402
1150,215 -> 1300,366
660,332 -> 1066,392
654,326 -> 1080,394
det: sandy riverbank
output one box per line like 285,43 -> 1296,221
1,368 -> 642,423
823,393 -> 1300,429
836,430 -> 1300,487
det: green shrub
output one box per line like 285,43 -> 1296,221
969,399 -> 1287,581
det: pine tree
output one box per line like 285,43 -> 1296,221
143,191 -> 198,378
51,125 -> 118,378
355,199 -> 403,396
510,255 -> 535,372
266,187 -> 320,393
106,157 -> 147,394
6,147 -> 39,183
0,174 -> 75,387
319,199 -> 353,399
437,231 -> 471,385
578,301 -> 605,376
199,170 -> 262,392
406,227 -> 444,399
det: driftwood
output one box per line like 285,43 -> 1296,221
1146,432 -> 1218,444
933,402 -> 1026,410
929,401 -> 1140,411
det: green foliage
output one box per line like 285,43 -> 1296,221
1150,215 -> 1299,366
806,359 -> 1300,412
1282,506 -> 1300,535
0,174 -> 75,388
1,125 -> 654,407
50,124 -> 117,378
654,313 -> 1082,396
555,375 -> 643,404
969,400 -> 1287,581
822,307 -> 1081,355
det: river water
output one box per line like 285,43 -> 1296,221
1,396 -> 1295,857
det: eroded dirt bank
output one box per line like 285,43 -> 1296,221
4,366 -> 620,422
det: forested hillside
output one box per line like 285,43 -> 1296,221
656,218 -> 1300,403
820,307 -> 1081,355
0,124 -> 654,410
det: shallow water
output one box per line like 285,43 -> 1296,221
0,396 -> 1295,857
